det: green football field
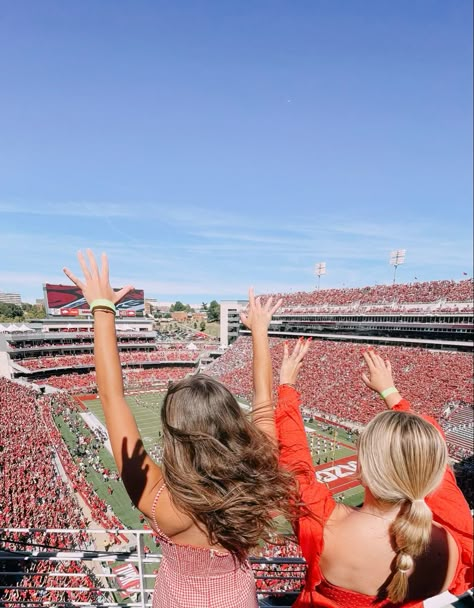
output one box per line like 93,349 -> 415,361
86,392 -> 165,451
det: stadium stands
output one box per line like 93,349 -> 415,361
0,378 -> 102,605
209,336 -> 473,435
19,349 -> 203,371
263,279 -> 473,309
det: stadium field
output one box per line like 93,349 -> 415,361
84,392 -> 165,452
71,391 -> 363,529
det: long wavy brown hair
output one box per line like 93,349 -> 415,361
160,374 -> 297,562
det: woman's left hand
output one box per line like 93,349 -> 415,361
240,288 -> 282,333
280,338 -> 311,386
63,249 -> 134,307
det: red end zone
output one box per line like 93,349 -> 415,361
314,455 -> 360,495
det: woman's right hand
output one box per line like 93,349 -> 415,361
63,250 -> 133,308
361,349 -> 396,394
280,338 -> 311,386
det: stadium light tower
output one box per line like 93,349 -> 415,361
315,262 -> 326,290
389,249 -> 406,285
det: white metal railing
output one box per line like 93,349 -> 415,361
0,528 -> 306,608
1,529 -> 470,608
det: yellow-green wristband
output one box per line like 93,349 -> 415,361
380,386 -> 398,399
90,299 -> 116,314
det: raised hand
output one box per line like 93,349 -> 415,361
240,288 -> 282,333
280,338 -> 311,386
361,348 -> 395,394
63,249 -> 134,307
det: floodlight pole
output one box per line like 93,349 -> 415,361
315,262 -> 326,290
389,249 -> 406,285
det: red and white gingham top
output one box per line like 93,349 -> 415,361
151,483 -> 258,608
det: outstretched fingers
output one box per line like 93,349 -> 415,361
63,267 -> 85,291
77,251 -> 92,281
101,252 -> 109,283
86,249 -> 100,280
269,297 -> 283,316
115,285 -> 135,303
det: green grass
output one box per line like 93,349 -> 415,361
333,486 -> 365,507
86,392 -> 165,452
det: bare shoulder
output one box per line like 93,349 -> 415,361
327,503 -> 354,522
148,484 -> 194,537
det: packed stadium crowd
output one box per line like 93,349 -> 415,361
209,336 -> 473,435
0,378 -> 101,605
12,344 -> 211,371
264,278 -> 473,309
18,348 -> 204,371
35,366 -> 194,393
253,537 -> 306,596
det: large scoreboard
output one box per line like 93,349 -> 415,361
43,284 -> 145,317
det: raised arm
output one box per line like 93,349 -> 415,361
361,347 -> 473,564
63,250 -> 163,517
276,340 -> 315,483
240,289 -> 282,441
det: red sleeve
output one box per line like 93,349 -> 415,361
275,385 -> 336,588
393,398 -> 473,591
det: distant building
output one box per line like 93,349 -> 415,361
36,298 -> 45,307
0,292 -> 22,305
219,300 -> 248,347
171,311 -> 188,322
145,298 -> 159,315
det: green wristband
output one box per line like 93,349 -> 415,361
90,299 -> 116,313
380,386 -> 398,399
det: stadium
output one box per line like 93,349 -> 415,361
0,277 -> 472,607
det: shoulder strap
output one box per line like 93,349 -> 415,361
150,482 -> 172,542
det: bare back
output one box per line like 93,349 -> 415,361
320,504 -> 459,600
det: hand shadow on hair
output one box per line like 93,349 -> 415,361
120,437 -> 150,507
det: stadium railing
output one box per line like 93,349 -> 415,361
0,528 -> 305,608
0,529 -> 471,608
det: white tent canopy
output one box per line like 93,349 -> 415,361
6,324 -> 21,332
19,324 -> 34,332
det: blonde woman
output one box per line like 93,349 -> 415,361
63,251 -> 295,608
276,342 -> 473,607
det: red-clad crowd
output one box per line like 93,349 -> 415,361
253,537 -> 306,596
263,278 -> 473,310
0,378 -> 101,605
19,345 -> 212,371
36,366 -> 194,393
210,337 -> 473,449
123,367 -> 193,388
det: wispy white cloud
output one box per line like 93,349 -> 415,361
1,203 -> 471,302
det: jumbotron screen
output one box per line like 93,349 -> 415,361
43,284 -> 145,316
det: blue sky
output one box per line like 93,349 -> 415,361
0,1 -> 472,304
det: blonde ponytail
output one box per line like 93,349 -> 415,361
387,499 -> 433,603
358,410 -> 448,602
